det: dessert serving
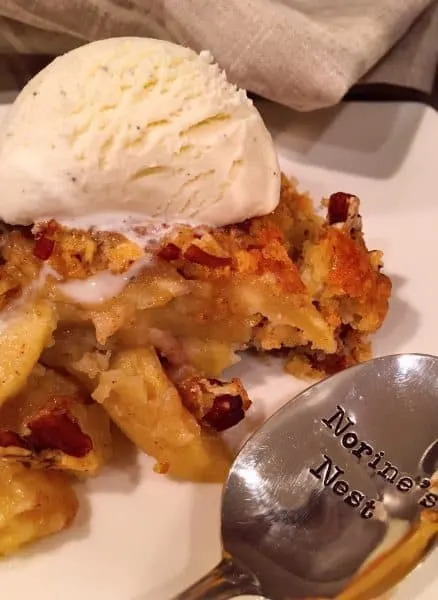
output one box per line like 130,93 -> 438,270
0,37 -> 391,555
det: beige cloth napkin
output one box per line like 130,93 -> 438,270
0,0 -> 435,111
364,0 -> 438,92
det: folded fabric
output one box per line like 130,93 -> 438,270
0,0 -> 435,111
363,1 -> 438,94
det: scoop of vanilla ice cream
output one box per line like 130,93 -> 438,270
0,37 -> 280,228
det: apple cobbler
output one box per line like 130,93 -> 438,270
0,176 -> 391,554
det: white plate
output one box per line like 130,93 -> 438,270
1,100 -> 437,600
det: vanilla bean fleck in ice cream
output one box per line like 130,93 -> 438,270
0,37 -> 280,230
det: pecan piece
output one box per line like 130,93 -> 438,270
327,192 -> 351,225
327,192 -> 363,241
158,242 -> 181,261
33,236 -> 55,260
27,411 -> 92,458
184,244 -> 231,268
202,393 -> 246,432
171,373 -> 251,432
309,353 -> 348,375
0,430 -> 27,449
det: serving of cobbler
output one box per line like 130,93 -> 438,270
0,175 -> 391,555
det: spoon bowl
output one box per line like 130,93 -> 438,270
174,354 -> 438,599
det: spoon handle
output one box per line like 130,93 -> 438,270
172,556 -> 262,599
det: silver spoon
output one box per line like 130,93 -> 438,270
174,354 -> 438,600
